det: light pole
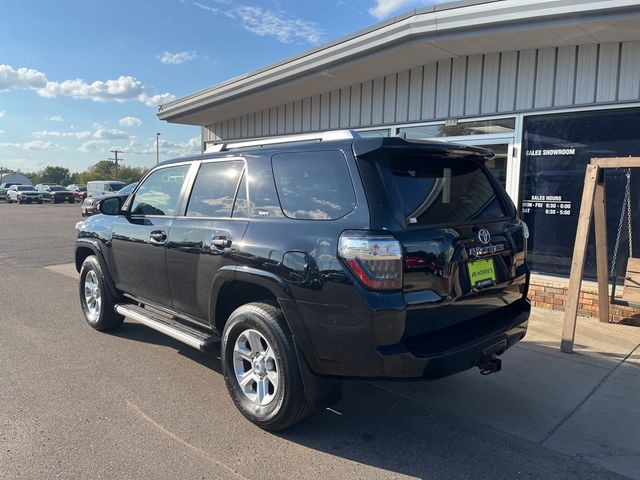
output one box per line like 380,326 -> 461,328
156,133 -> 161,164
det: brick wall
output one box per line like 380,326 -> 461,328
529,276 -> 640,325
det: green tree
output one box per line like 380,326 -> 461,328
38,165 -> 72,185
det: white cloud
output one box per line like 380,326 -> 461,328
79,139 -> 109,153
0,63 -> 175,107
32,126 -> 131,154
0,129 -> 5,134
234,6 -> 324,44
0,65 -> 47,91
33,129 -> 91,139
0,140 -> 61,150
146,136 -> 200,157
119,116 -> 142,127
93,127 -> 129,141
368,0 -> 443,19
159,51 -> 198,65
192,3 -> 323,45
193,1 -> 219,14
38,75 -> 144,102
139,92 -> 177,107
0,110 -> 5,119
47,115 -> 64,122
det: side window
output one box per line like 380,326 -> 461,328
130,164 -> 190,216
186,160 -> 244,218
232,171 -> 249,218
272,151 -> 356,220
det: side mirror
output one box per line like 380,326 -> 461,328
98,196 -> 124,215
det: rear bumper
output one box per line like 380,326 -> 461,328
375,299 -> 530,378
297,291 -> 530,379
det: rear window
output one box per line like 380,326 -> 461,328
272,151 -> 355,220
382,155 -> 507,226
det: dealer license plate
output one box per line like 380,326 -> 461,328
467,258 -> 496,287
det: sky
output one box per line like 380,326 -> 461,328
0,0 -> 449,173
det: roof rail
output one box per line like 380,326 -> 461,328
205,129 -> 361,153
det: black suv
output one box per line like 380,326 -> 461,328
75,132 -> 530,430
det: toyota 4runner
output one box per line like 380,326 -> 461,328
75,131 -> 530,431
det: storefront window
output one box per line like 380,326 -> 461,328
522,108 -> 640,278
399,118 -> 515,139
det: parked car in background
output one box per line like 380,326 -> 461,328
6,185 -> 43,204
39,185 -> 76,203
68,185 -> 87,202
0,182 -> 22,199
86,180 -> 126,197
80,182 -> 137,217
34,183 -> 58,191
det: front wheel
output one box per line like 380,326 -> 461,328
221,303 -> 311,431
79,255 -> 123,331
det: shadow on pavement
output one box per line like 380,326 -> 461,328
109,320 -> 636,479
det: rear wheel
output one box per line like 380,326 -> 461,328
79,255 -> 123,331
221,302 -> 311,431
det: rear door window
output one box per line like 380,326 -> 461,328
272,151 -> 355,220
380,154 -> 507,225
186,160 -> 244,218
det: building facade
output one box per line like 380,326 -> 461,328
159,0 -> 640,319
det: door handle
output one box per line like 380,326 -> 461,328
150,230 -> 167,245
211,236 -> 232,250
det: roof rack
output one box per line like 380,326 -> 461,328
204,129 -> 361,153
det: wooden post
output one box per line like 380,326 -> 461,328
561,164 -> 599,353
592,166 -> 610,323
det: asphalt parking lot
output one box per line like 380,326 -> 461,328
1,203 -> 638,479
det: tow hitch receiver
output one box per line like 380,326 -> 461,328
478,356 -> 502,375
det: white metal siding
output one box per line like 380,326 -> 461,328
204,40 -> 640,142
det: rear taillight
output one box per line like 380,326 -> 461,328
338,231 -> 403,291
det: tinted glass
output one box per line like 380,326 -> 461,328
117,182 -> 137,195
381,155 -> 506,225
232,171 -> 249,218
50,186 -> 65,191
186,161 -> 243,218
107,182 -> 125,191
522,108 -> 640,278
130,165 -> 189,216
272,151 -> 356,220
17,186 -> 35,191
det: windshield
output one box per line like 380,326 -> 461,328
78,186 -> 86,192
17,186 -> 35,191
50,186 -> 65,191
108,182 -> 125,191
117,182 -> 137,195
377,153 -> 507,226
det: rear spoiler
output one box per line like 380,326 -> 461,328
352,137 -> 495,161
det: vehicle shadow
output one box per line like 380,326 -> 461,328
108,322 -> 636,479
108,322 -> 223,373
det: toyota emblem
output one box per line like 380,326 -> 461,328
477,228 -> 491,245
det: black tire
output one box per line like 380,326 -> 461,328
51,197 -> 57,204
79,255 -> 123,331
221,302 -> 311,431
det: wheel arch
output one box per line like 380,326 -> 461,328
75,240 -> 119,300
210,266 -> 325,376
